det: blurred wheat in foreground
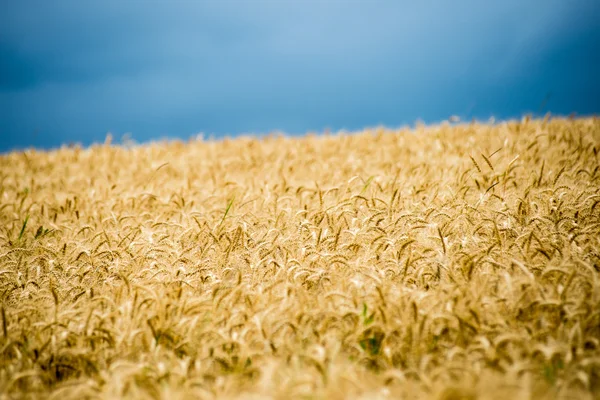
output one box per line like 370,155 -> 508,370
1,116 -> 599,400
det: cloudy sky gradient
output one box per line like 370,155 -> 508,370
1,0 -> 599,152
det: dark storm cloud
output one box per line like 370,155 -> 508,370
1,0 -> 599,152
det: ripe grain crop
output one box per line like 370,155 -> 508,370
1,116 -> 599,399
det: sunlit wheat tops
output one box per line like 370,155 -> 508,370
1,116 -> 599,399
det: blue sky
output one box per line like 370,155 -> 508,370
1,0 -> 599,152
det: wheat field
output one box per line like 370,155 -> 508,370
1,116 -> 599,399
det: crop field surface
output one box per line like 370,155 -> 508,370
1,117 -> 600,399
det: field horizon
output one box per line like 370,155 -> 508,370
1,116 -> 599,399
